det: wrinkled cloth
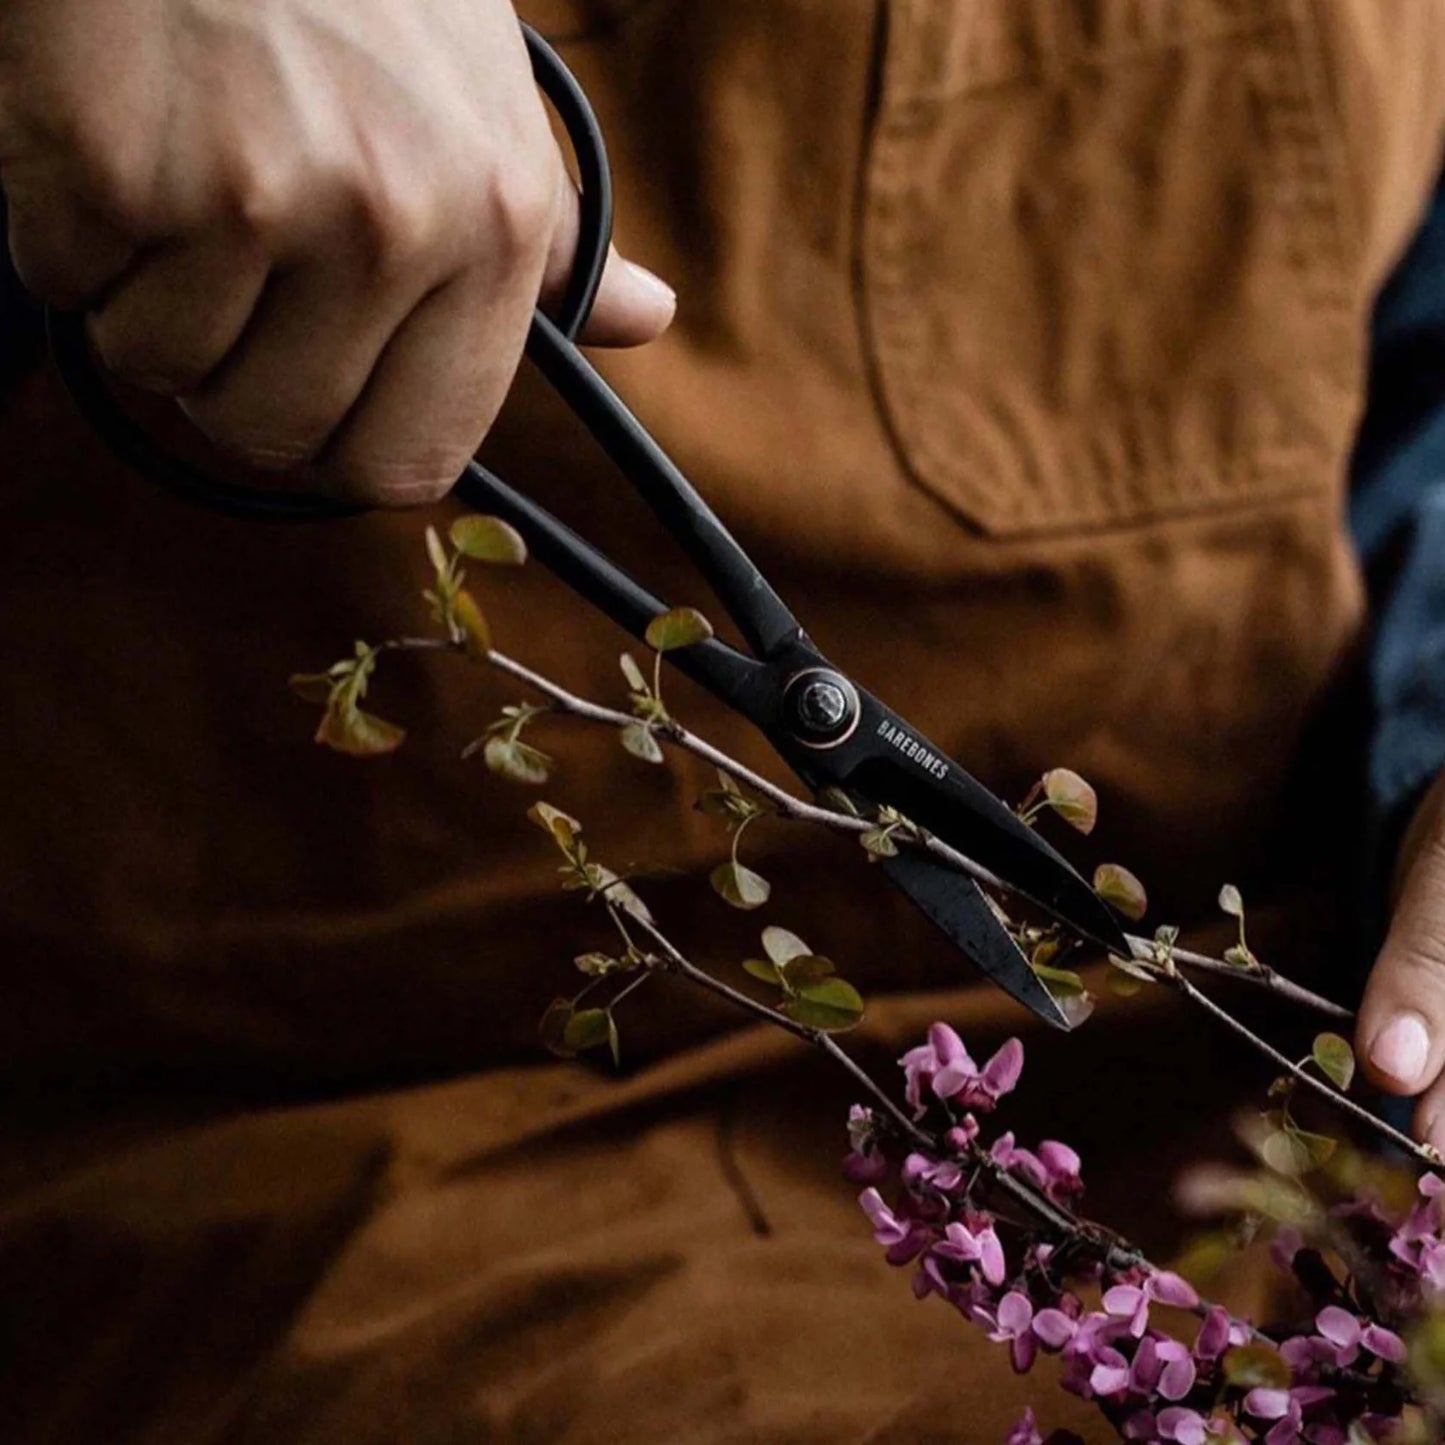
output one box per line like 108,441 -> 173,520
3,2 -> 1445,1440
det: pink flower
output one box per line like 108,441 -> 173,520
987,1291 -> 1041,1373
933,1218 -> 1006,1286
1102,1271 -> 1199,1338
858,1188 -> 931,1265
899,1025 -> 1024,1117
1244,1386 -> 1336,1445
901,1151 -> 964,1193
1156,1407 -> 1210,1445
1007,1408 -> 1043,1445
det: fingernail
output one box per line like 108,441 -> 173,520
1370,1011 -> 1431,1087
624,259 -> 676,312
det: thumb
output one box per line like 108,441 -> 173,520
1358,775 -> 1445,1102
540,160 -> 676,347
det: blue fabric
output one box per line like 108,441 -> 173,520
1351,172 -> 1445,822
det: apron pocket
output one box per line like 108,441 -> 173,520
862,0 -> 1359,537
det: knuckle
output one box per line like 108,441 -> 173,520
351,169 -> 442,278
486,160 -> 555,266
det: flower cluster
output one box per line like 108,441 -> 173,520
852,1025 -> 1425,1444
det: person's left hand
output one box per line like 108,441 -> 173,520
1358,768 -> 1445,1147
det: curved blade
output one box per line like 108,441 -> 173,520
879,850 -> 1071,1030
845,698 -> 1130,957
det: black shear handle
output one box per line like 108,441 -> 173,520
45,24 -> 610,525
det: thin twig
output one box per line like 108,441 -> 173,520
1167,965 -> 1439,1168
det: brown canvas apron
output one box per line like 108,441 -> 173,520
2,2 -> 1444,1439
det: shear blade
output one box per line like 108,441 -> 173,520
878,850 -> 1071,1030
846,704 -> 1130,958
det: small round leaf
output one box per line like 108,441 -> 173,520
1218,884 -> 1244,918
742,958 -> 782,985
1094,863 -> 1148,922
645,606 -> 715,654
620,653 -> 648,693
527,802 -> 582,853
620,722 -> 665,765
784,978 -> 864,1032
1042,768 -> 1098,835
483,736 -> 551,785
450,515 -> 528,565
762,927 -> 811,967
1312,1032 -> 1356,1092
317,704 -> 406,758
710,860 -> 771,911
563,1008 -> 612,1053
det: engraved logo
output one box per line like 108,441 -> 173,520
876,720 -> 949,781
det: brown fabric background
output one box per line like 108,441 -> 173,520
3,1 -> 1445,1439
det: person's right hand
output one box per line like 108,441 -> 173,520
0,0 -> 675,504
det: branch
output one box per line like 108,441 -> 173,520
630,908 -> 1149,1271
481,645 -> 1351,1021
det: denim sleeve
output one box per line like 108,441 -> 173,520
1350,171 -> 1445,832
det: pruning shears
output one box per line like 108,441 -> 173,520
44,25 -> 1129,1029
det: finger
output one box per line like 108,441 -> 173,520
3,173 -> 134,308
1413,1067 -> 1445,1155
1358,832 -> 1445,1100
317,261 -> 529,505
86,227 -> 269,393
539,161 -> 675,348
179,252 -> 425,473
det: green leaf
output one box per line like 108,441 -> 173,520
645,606 -> 715,653
1042,768 -> 1098,834
563,1008 -> 612,1053
620,653 -> 648,693
1223,944 -> 1257,969
1218,883 -> 1244,919
1312,1032 -> 1356,1092
574,952 -> 622,978
1261,1127 -> 1337,1178
1222,1343 -> 1291,1390
742,958 -> 782,985
784,978 -> 865,1032
607,1012 -> 621,1068
1033,962 -> 1087,997
483,735 -> 552,785
528,802 -> 582,854
1093,863 -> 1148,922
710,860 -> 772,911
289,671 -> 336,705
762,927 -> 811,968
783,955 -> 837,988
449,515 -> 527,565
1108,951 -> 1157,984
540,998 -> 576,1058
316,701 -> 406,758
1107,970 -> 1144,999
860,827 -> 899,859
620,722 -> 665,764
453,589 -> 492,658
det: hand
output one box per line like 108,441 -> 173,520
0,0 -> 675,505
1358,768 -> 1445,1146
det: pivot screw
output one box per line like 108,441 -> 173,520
783,668 -> 860,747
